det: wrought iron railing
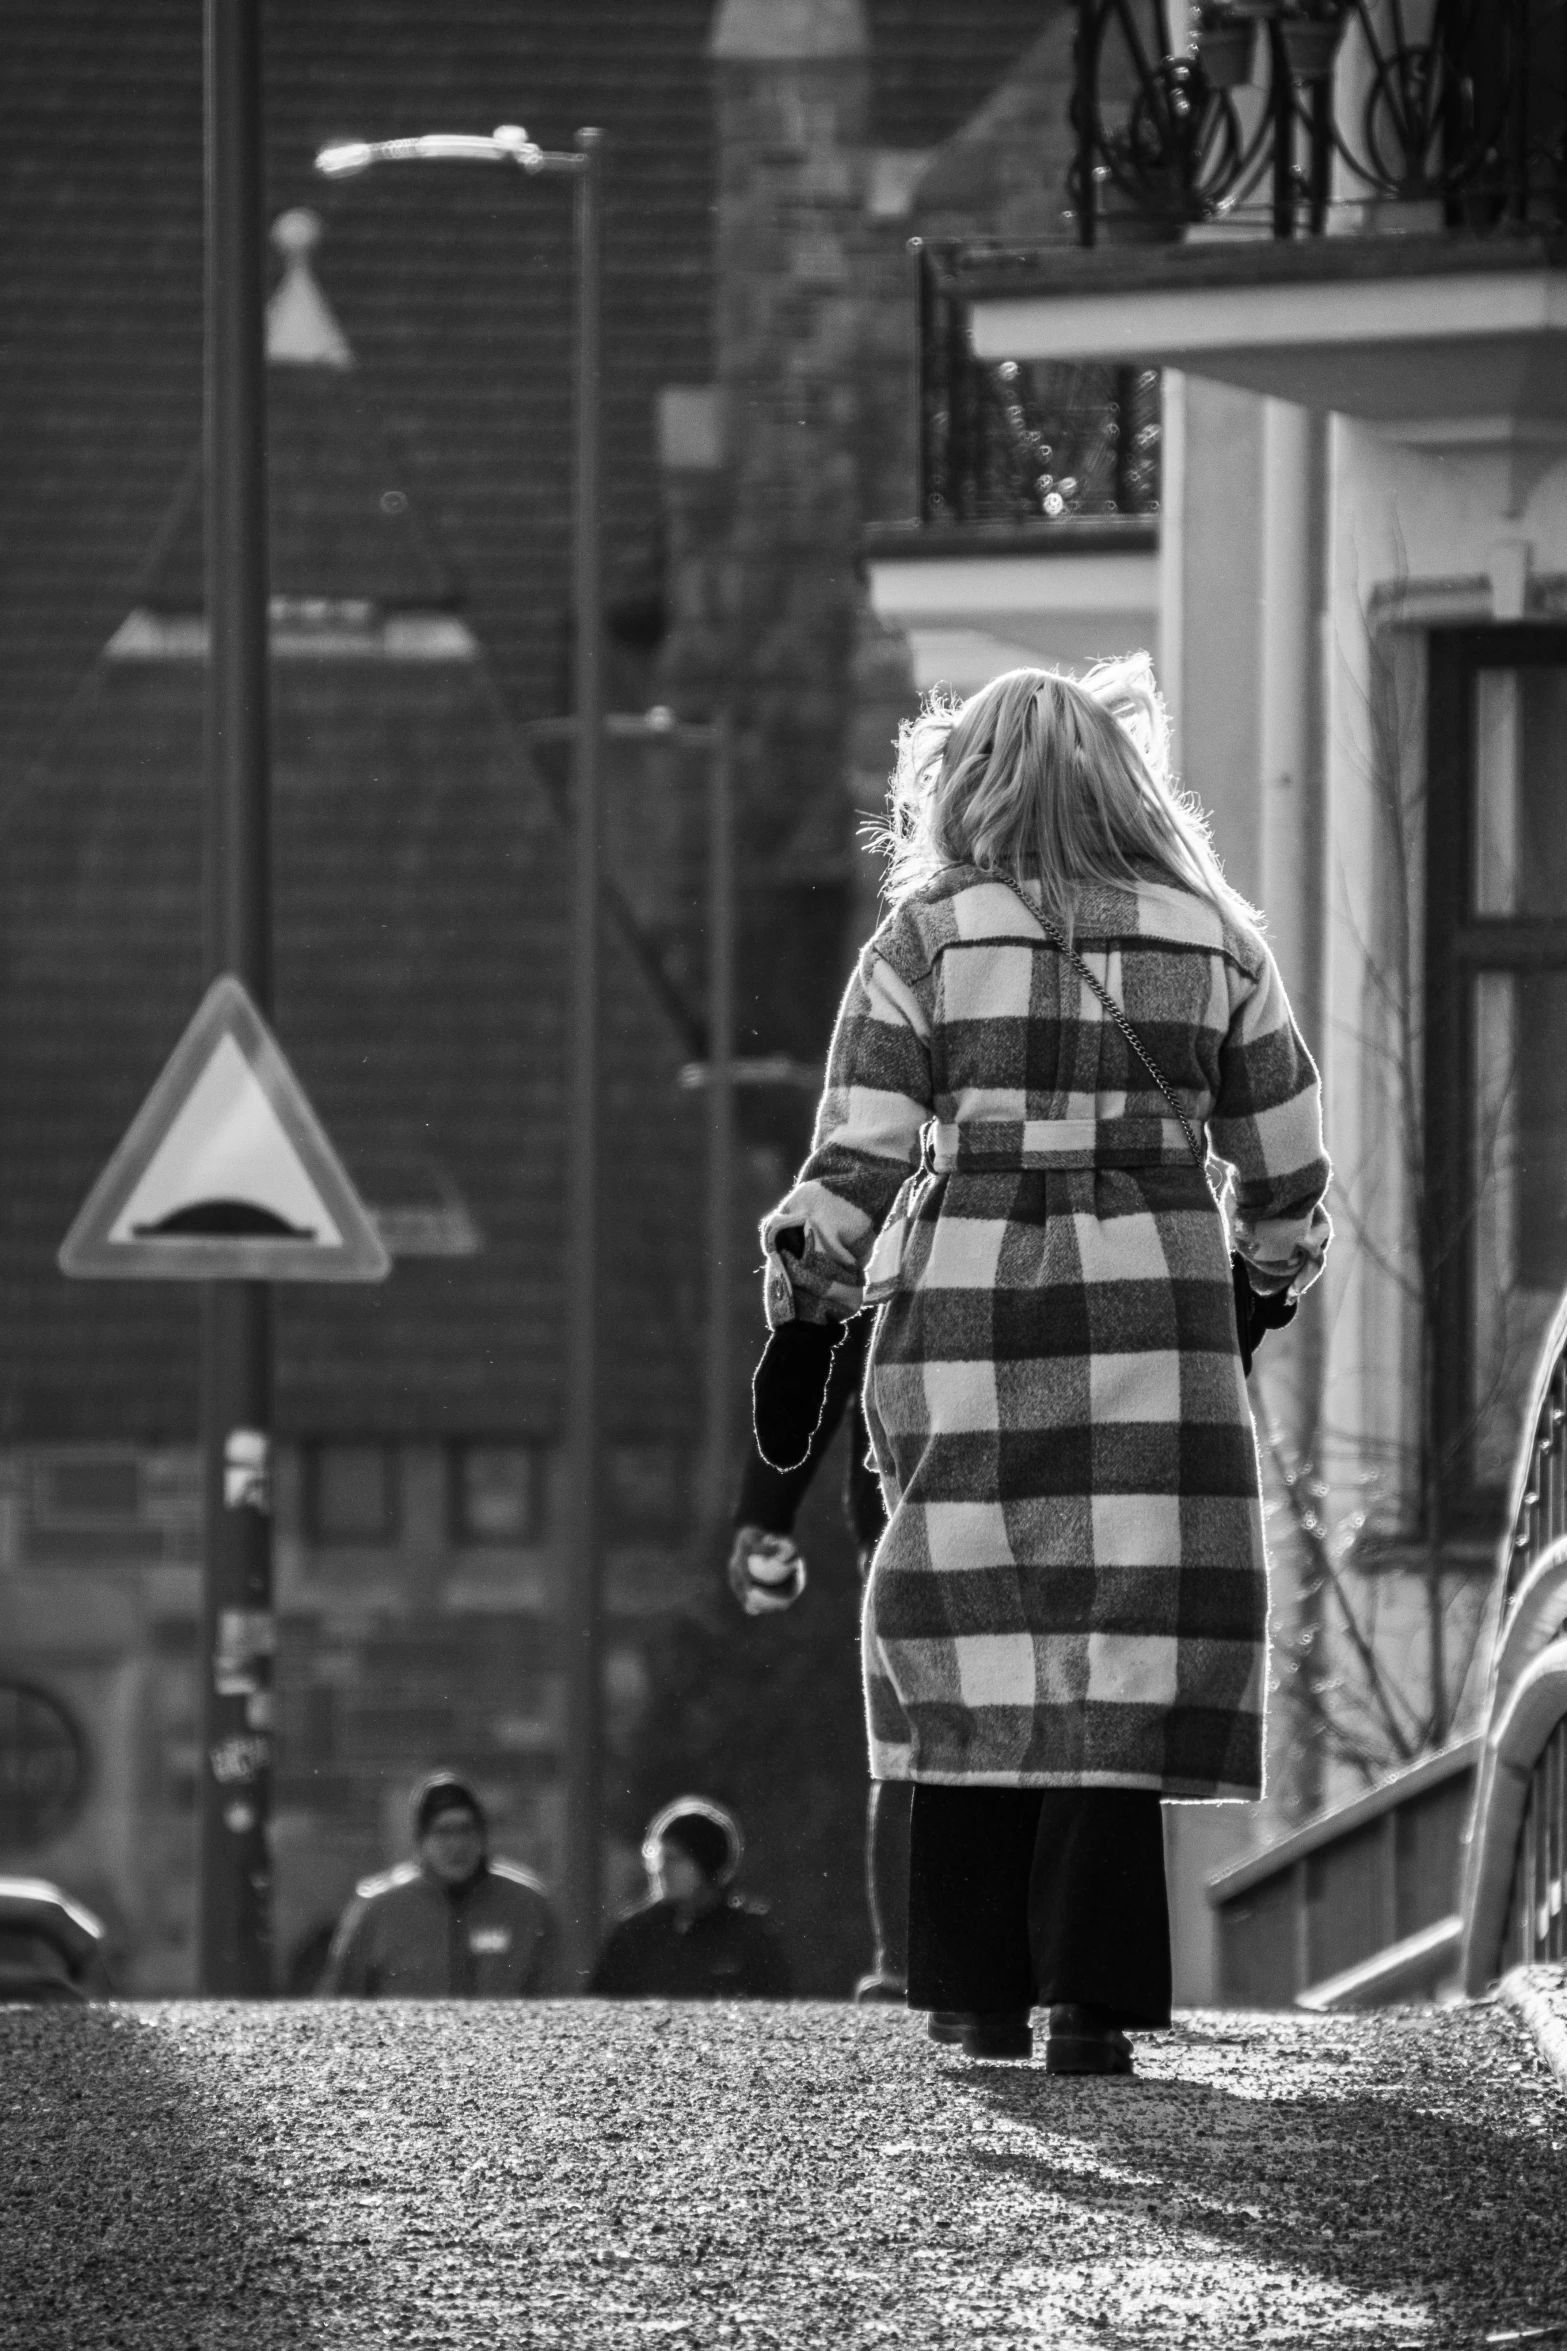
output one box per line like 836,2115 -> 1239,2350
1503,1712 -> 1567,1966
1072,0 -> 1566,244
1493,1306 -> 1567,1968
1503,1338 -> 1567,1610
1459,1289 -> 1567,1987
914,243 -> 1160,529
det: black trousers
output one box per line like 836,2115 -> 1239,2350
907,1784 -> 1172,2029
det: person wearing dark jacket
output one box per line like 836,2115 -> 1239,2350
728,1313 -> 911,2004
589,1798 -> 792,1999
322,1771 -> 560,1999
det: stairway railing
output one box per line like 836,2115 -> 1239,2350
1459,1288 -> 1567,1990
1209,1285 -> 1567,2007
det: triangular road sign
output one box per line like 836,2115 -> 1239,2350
60,975 -> 391,1283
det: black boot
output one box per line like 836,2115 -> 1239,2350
962,2008 -> 1033,2060
929,2008 -> 1032,2059
1044,2003 -> 1134,2076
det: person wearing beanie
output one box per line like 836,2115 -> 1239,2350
728,1313 -> 911,2005
588,1797 -> 792,1999
321,1770 -> 560,1998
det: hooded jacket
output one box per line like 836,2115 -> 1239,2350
323,1857 -> 558,1998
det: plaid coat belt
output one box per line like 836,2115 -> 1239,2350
924,1116 -> 1200,1173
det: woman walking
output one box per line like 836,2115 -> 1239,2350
751,659 -> 1330,2071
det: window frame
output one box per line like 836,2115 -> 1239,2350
301,1440 -> 401,1548
448,1439 -> 548,1549
1426,625 -> 1567,1529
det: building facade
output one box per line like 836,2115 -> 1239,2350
854,1 -> 1567,1997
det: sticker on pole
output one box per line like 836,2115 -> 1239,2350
59,975 -> 390,1283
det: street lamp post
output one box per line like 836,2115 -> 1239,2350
317,123 -> 606,1982
202,0 -> 275,1997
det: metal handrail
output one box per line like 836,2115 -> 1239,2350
1206,1288 -> 1567,2003
1460,1293 -> 1567,1989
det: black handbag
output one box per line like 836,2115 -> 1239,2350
992,873 -> 1296,1378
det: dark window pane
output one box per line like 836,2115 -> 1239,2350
309,1445 -> 395,1544
1474,666 -> 1567,917
34,1456 -> 140,1524
0,1683 -> 87,1848
606,1443 -> 686,1534
453,1444 -> 542,1544
1472,971 -> 1567,1483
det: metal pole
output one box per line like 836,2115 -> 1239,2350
702,714 -> 736,1522
1269,25 -> 1296,240
200,0 -> 275,1995
559,126 -> 604,1986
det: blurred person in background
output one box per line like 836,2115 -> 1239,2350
727,1314 -> 911,2004
322,1769 -> 560,1999
589,1796 -> 792,1998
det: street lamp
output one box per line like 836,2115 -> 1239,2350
316,121 -> 606,1983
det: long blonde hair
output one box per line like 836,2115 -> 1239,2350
874,655 -> 1254,940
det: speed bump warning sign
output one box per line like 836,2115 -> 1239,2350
59,975 -> 390,1283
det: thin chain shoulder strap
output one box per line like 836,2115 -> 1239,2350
985,870 -> 1211,1184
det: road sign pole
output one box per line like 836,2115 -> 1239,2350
200,0 -> 275,1995
560,128 -> 604,1987
701,713 -> 736,1525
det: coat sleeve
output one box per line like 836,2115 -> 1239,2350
1208,940 -> 1332,1296
320,1895 -> 377,1998
732,1313 -> 866,1533
760,930 -> 934,1327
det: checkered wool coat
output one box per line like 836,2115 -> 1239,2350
761,865 -> 1331,1801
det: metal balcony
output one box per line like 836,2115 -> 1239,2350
1072,0 -> 1565,246
912,242 -> 1161,537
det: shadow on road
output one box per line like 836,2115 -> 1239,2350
948,2031 -> 1567,2347
1,2004 -> 319,2351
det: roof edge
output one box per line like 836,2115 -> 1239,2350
709,0 -> 867,63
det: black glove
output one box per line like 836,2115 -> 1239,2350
752,1320 -> 841,1472
1232,1255 -> 1297,1378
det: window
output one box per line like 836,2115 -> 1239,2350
1428,631 -> 1567,1520
0,1683 -> 87,1848
304,1444 -> 398,1545
451,1443 -> 545,1546
606,1442 -> 688,1536
31,1453 -> 141,1530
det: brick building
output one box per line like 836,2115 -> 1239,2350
0,0 -> 1051,1993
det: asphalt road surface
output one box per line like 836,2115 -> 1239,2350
3,1999 -> 1564,2349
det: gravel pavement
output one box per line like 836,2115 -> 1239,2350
3,1998 -> 1565,2350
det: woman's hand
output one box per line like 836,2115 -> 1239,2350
727,1526 -> 808,1616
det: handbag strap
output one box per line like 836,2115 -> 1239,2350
988,871 -> 1211,1184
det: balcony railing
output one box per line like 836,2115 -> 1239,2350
914,242 -> 1161,531
1072,0 -> 1565,244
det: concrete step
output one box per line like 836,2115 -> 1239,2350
2,1998 -> 1564,2348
